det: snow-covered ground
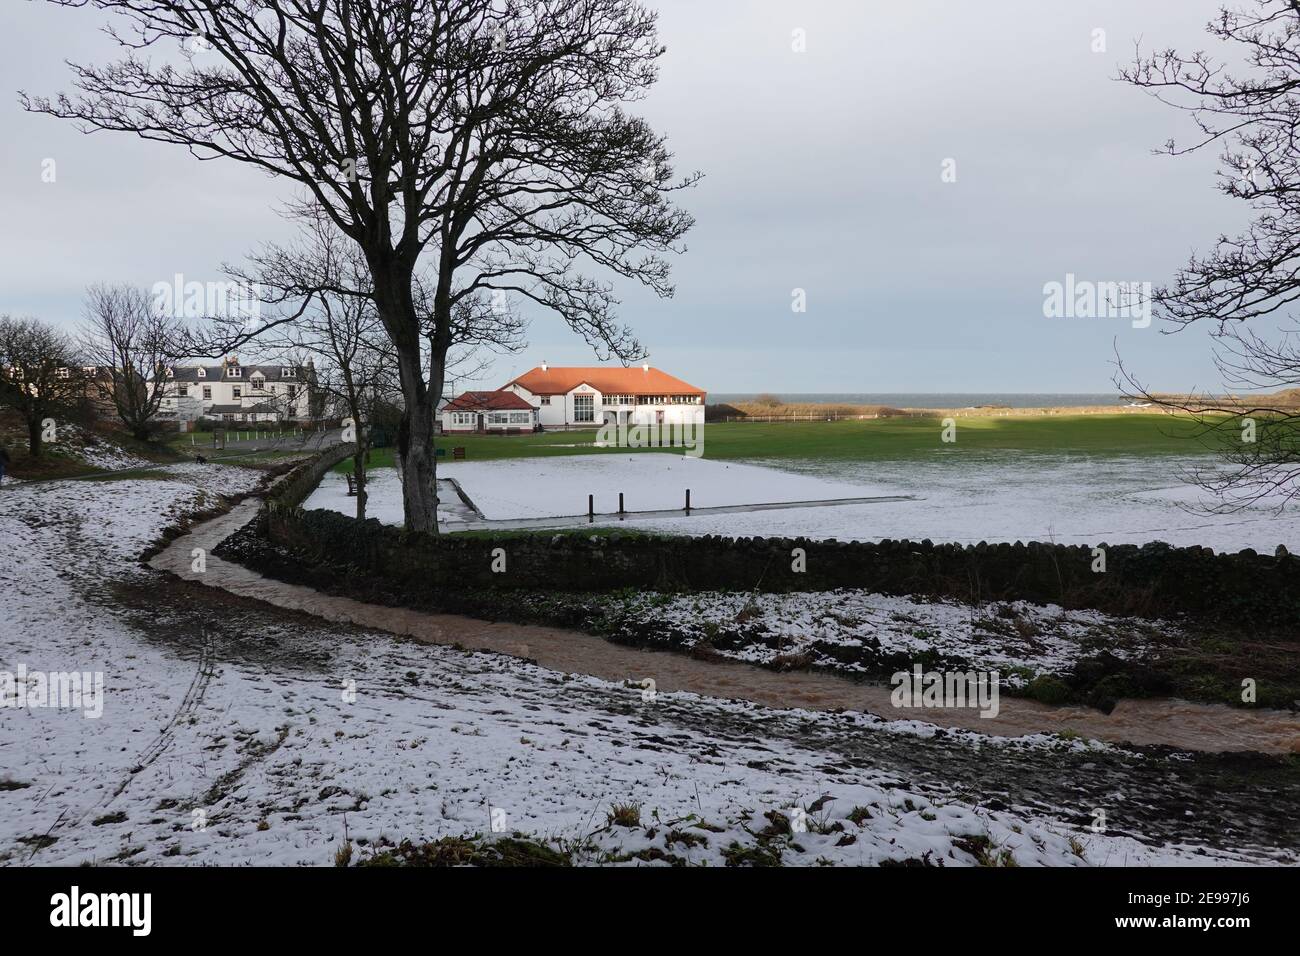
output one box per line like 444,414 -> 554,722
50,424 -> 154,471
598,591 -> 1161,684
304,469 -> 473,525
445,455 -> 885,519
4,463 -> 1283,866
321,453 -> 1300,551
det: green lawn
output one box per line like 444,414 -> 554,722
338,413 -> 1224,472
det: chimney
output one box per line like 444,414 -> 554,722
541,360 -> 548,371
642,363 -> 649,372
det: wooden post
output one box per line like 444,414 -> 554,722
618,492 -> 624,515
588,494 -> 595,521
685,488 -> 691,513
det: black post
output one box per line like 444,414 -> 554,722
685,488 -> 691,514
618,492 -> 624,515
588,494 -> 594,522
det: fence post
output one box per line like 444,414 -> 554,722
685,488 -> 691,514
618,492 -> 624,515
588,494 -> 594,522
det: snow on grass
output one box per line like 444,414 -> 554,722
49,424 -> 153,472
153,462 -> 268,498
317,453 -> 1299,551
621,453 -> 1297,551
443,455 -> 886,520
599,591 -> 1163,685
303,469 -> 468,524
2,467 -> 1270,866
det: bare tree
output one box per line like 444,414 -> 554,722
247,221 -> 397,519
236,209 -> 519,518
24,0 -> 698,531
1120,0 -> 1300,509
0,316 -> 86,458
80,283 -> 180,441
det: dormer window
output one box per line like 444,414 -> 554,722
56,367 -> 71,379
228,367 -> 242,378
281,367 -> 296,379
165,368 -> 174,378
251,375 -> 265,389
197,368 -> 206,378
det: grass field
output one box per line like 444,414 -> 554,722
338,413 -> 1221,472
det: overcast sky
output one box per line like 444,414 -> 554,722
0,0 -> 1256,394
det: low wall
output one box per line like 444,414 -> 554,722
263,453 -> 1300,627
269,441 -> 358,512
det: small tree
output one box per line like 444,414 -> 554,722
0,316 -> 85,458
80,283 -> 180,441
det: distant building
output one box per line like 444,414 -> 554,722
440,390 -> 538,434
500,364 -> 706,430
155,355 -> 315,423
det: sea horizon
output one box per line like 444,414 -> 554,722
710,392 -> 1130,410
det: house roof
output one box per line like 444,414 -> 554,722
166,363 -> 306,383
443,390 -> 537,412
505,366 -> 706,397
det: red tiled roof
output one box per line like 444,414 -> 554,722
443,390 -> 536,412
505,366 -> 706,397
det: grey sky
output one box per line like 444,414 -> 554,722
0,0 -> 1255,393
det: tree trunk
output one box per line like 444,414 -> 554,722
350,397 -> 368,522
26,415 -> 43,458
371,265 -> 438,532
396,378 -> 437,531
353,448 -> 367,521
426,305 -> 454,536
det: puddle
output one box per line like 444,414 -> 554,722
150,499 -> 1300,754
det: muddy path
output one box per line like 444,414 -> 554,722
129,496 -> 1300,856
115,562 -> 1299,857
172,501 -> 1300,756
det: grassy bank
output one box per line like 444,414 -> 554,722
339,413 -> 1220,472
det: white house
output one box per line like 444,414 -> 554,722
500,364 -> 706,430
440,390 -> 539,434
155,355 -> 315,423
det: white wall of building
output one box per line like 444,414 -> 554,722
504,383 -> 704,429
157,365 -> 312,422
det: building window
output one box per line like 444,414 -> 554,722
574,394 -> 594,422
228,367 -> 242,378
282,367 -> 296,378
178,385 -> 189,397
203,386 -> 212,400
232,386 -> 242,399
509,412 -> 530,424
540,396 -> 551,405
197,368 -> 206,378
56,367 -> 71,379
487,412 -> 510,425
251,376 -> 265,390
451,412 -> 474,426
287,385 -> 297,399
